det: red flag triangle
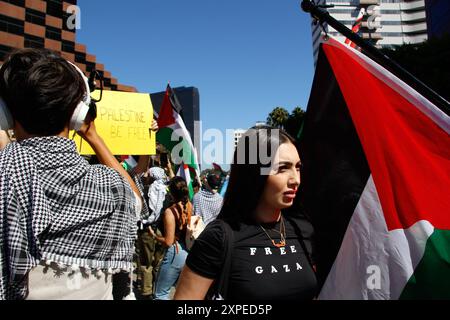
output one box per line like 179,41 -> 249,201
157,85 -> 176,128
323,39 -> 450,231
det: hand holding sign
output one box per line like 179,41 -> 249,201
73,90 -> 156,155
151,119 -> 159,132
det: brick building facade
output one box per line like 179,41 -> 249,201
0,0 -> 136,92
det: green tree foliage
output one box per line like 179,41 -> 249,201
266,107 -> 289,129
285,107 -> 306,139
266,106 -> 305,139
381,33 -> 450,102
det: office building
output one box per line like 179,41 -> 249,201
0,0 -> 135,91
233,129 -> 246,149
311,0 -> 428,65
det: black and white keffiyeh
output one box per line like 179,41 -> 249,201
192,188 -> 224,226
0,137 -> 139,300
146,168 -> 168,224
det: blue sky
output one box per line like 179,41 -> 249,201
77,0 -> 315,167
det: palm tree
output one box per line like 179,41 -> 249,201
285,107 -> 306,138
266,107 -> 289,129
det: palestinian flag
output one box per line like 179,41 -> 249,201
157,84 -> 200,199
176,162 -> 194,199
300,36 -> 450,299
344,8 -> 365,49
119,155 -> 137,171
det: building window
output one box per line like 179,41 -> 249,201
62,12 -> 73,32
24,34 -> 45,48
381,21 -> 402,25
380,32 -> 404,37
2,0 -> 25,7
62,40 -> 75,53
380,10 -> 401,14
26,8 -> 46,26
75,52 -> 86,63
328,8 -> 358,14
103,78 -> 111,87
85,62 -> 96,72
46,0 -> 63,18
0,14 -> 24,36
46,25 -> 62,41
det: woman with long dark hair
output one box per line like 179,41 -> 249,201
174,126 -> 317,300
149,176 -> 192,300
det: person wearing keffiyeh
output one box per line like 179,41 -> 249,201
131,164 -> 169,298
193,174 -> 224,226
147,167 -> 169,224
0,48 -> 145,300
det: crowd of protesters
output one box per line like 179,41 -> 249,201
0,48 -> 317,300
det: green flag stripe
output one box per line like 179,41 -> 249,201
157,127 -> 198,170
187,172 -> 194,200
400,229 -> 450,299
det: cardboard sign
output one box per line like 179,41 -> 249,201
72,90 -> 156,155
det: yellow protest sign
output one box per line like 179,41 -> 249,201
72,90 -> 156,155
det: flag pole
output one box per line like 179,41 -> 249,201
300,0 -> 450,115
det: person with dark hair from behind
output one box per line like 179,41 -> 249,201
133,164 -> 170,299
192,173 -> 223,226
192,178 -> 201,195
0,48 -> 144,300
148,176 -> 192,300
174,126 -> 317,300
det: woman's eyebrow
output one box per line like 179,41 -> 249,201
276,161 -> 294,167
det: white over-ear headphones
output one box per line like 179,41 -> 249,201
0,60 -> 91,132
67,61 -> 91,131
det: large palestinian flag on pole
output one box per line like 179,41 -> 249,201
157,85 -> 200,199
300,36 -> 450,299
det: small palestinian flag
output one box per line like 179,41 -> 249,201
176,162 -> 194,200
300,36 -> 450,299
157,84 -> 200,199
344,8 -> 365,48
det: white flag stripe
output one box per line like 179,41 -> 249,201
168,112 -> 200,176
319,175 -> 434,300
176,163 -> 192,186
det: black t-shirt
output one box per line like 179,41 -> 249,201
186,216 -> 318,300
